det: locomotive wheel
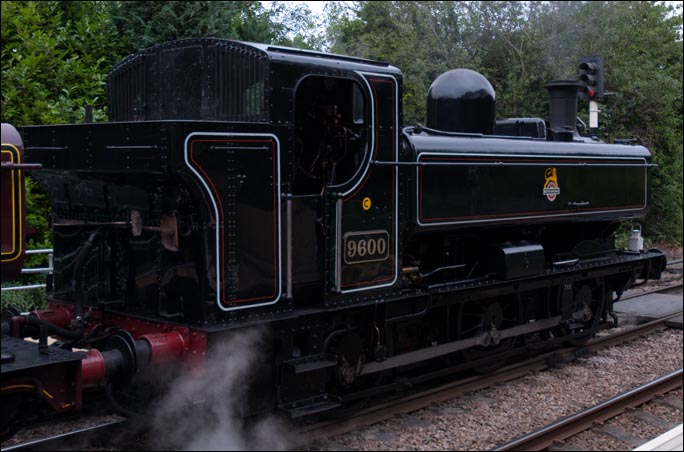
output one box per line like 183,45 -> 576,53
324,329 -> 365,387
555,281 -> 609,345
460,300 -> 519,373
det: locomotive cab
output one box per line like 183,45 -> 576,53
21,39 -> 403,320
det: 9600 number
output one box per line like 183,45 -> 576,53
343,230 -> 389,265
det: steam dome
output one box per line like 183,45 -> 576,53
426,69 -> 496,134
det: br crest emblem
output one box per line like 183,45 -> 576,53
543,168 -> 560,202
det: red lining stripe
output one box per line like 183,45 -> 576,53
189,138 -> 278,305
418,155 -> 646,223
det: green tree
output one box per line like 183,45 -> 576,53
1,1 -> 122,126
329,1 -> 472,125
2,1 -> 123,303
570,1 -> 683,244
110,1 -> 267,54
109,1 -> 324,55
267,1 -> 327,49
326,1 -> 682,244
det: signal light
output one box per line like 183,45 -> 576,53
578,55 -> 604,100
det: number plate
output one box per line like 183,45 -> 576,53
343,230 -> 390,265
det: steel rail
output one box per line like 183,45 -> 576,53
0,417 -> 127,452
620,282 -> 683,301
492,369 -> 684,451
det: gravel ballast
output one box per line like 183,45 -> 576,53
310,328 -> 683,451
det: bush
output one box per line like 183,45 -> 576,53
1,276 -> 48,311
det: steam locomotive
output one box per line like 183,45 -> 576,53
1,38 -> 666,434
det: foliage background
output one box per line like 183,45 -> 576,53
1,1 -> 682,306
327,1 -> 683,245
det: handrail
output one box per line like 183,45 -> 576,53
1,249 -> 53,292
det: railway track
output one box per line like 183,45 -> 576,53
294,269 -> 682,446
296,310 -> 684,447
491,370 -> 683,451
621,282 -> 683,300
0,414 -> 128,452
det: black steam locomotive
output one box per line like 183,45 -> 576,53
1,38 -> 666,431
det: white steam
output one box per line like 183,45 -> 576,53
147,327 -> 293,451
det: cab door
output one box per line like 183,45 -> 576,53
325,73 -> 399,299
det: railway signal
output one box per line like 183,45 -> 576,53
579,55 -> 605,136
578,55 -> 604,100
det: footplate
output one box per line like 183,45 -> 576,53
283,353 -> 337,374
279,393 -> 341,418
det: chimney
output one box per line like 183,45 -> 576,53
544,80 -> 582,142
